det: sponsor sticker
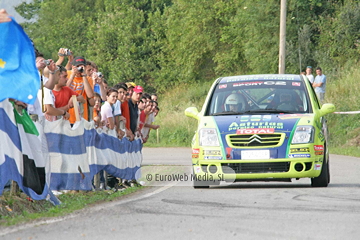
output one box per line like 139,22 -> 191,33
240,115 -> 250,122
192,154 -> 199,159
228,121 -> 284,131
292,82 -> 301,86
192,148 -> 200,154
219,84 -> 227,89
277,114 -> 304,120
251,115 -> 261,121
236,128 -> 275,135
233,81 -> 264,87
314,164 -> 321,170
288,154 -> 311,158
203,150 -> 221,155
262,115 -> 272,121
315,151 -> 324,155
290,148 -> 310,153
204,156 -> 223,160
314,145 -> 324,151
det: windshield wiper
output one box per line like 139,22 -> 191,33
211,109 -> 295,116
242,109 -> 294,114
211,111 -> 244,116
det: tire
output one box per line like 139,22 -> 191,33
193,182 -> 210,189
192,169 -> 210,188
193,172 -> 210,189
311,155 -> 330,187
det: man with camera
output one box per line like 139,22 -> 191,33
66,56 -> 95,125
87,60 -> 107,102
56,48 -> 73,71
27,50 -> 59,122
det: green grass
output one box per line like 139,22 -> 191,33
145,81 -> 212,147
0,187 -> 142,226
330,146 -> 360,158
325,67 -> 360,156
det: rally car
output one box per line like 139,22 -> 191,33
185,74 -> 335,188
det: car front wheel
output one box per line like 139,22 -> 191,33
311,155 -> 330,187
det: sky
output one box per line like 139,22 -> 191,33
0,0 -> 31,23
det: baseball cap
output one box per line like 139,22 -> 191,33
306,66 -> 312,69
133,85 -> 143,93
126,82 -> 136,88
72,56 -> 86,66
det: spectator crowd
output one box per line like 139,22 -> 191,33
1,7 -> 159,192
36,48 -> 160,189
10,44 -> 161,190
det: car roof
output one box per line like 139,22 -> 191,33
218,74 -> 303,84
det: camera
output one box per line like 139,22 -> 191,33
64,48 -> 72,56
96,72 -> 103,78
77,67 -> 84,73
43,60 -> 51,66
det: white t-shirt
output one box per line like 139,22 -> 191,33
43,87 -> 55,105
141,112 -> 155,138
43,86 -> 57,121
101,101 -> 114,127
27,75 -> 49,116
306,74 -> 314,83
113,100 -> 122,116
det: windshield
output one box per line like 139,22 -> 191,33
206,79 -> 312,116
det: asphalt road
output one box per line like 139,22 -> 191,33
1,148 -> 360,240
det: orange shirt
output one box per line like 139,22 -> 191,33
93,108 -> 99,119
121,101 -> 130,130
67,71 -> 93,124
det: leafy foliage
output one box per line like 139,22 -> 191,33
15,0 -> 360,89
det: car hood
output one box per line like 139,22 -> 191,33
213,114 -> 314,134
210,114 -> 315,159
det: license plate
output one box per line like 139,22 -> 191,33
241,150 -> 270,160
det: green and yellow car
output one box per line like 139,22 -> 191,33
185,74 -> 335,188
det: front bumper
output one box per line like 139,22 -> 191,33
193,157 -> 324,181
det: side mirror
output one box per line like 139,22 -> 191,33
185,107 -> 200,120
318,103 -> 335,117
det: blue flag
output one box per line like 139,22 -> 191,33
0,17 -> 40,105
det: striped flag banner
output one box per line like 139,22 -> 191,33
0,99 -> 57,203
44,119 -> 142,191
1,98 -> 142,200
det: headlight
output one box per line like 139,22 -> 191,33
199,128 -> 220,146
291,126 -> 314,144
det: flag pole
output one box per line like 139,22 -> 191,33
72,95 -> 80,122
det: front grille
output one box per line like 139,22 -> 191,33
227,133 -> 284,148
221,162 -> 290,174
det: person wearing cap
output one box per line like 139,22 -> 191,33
305,66 -> 314,83
129,85 -> 143,135
126,82 -> 136,100
66,56 -> 95,125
